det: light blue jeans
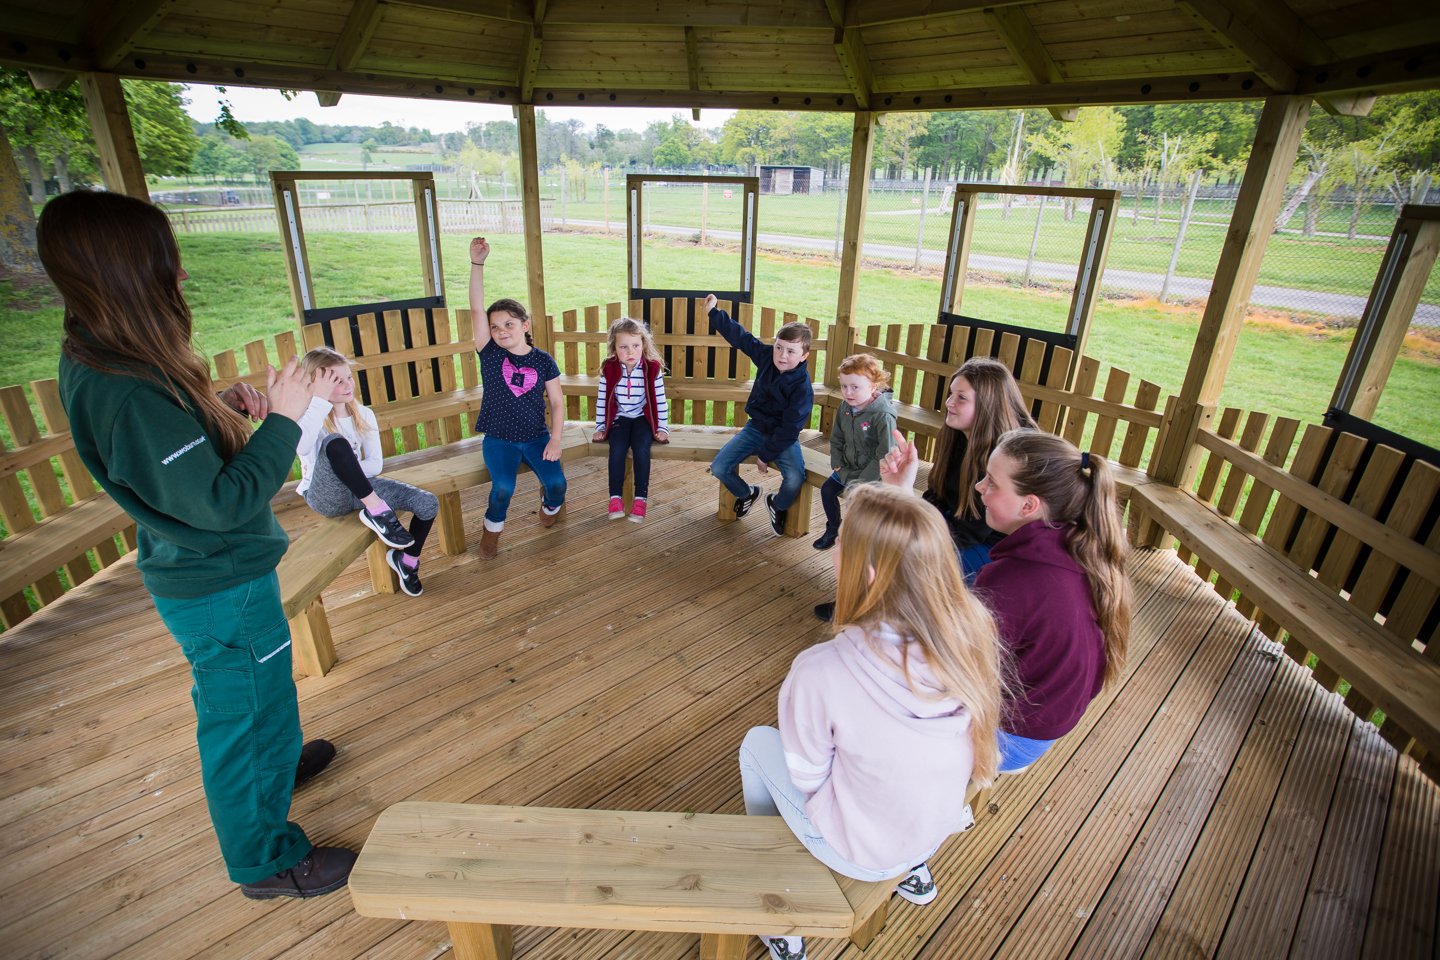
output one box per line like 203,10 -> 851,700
737,726 -> 923,883
482,433 -> 567,526
997,729 -> 1056,772
712,424 -> 806,511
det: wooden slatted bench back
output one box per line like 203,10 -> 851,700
349,801 -> 892,960
1132,409 -> 1440,774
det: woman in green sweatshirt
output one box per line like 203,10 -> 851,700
38,190 -> 357,900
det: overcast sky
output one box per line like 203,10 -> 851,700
183,84 -> 734,135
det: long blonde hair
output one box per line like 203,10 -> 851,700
833,484 -> 1007,784
38,190 -> 251,460
300,347 -> 375,439
994,430 -> 1132,688
606,316 -> 665,367
929,357 -> 1035,520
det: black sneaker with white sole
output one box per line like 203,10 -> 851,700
894,862 -> 938,905
766,493 -> 787,536
762,936 -> 807,960
734,484 -> 761,518
385,548 -> 423,597
358,508 -> 414,549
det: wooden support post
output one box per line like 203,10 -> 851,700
782,485 -> 813,538
367,540 -> 397,594
850,898 -> 889,949
1148,95 -> 1310,497
291,599 -> 337,678
516,105 -> 549,353
831,112 -> 876,385
699,932 -> 747,960
717,481 -> 738,521
449,921 -> 513,960
77,73 -> 149,200
436,490 -> 466,555
1330,205 -> 1440,420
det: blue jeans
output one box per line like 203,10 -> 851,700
997,729 -> 1056,772
712,423 -> 806,511
960,543 -> 992,585
151,572 -> 312,883
606,415 -> 654,499
482,433 -> 568,525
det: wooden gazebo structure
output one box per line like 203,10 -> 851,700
2,2 -> 1440,959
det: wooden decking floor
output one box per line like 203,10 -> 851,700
2,455 -> 1436,960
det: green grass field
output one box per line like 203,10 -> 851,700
4,230 -> 1436,449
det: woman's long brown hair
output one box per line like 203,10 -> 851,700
928,357 -> 1035,520
37,191 -> 250,460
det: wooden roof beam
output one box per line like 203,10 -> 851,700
824,1 -> 873,110
846,0 -> 1027,28
26,70 -> 76,91
327,0 -> 384,73
519,0 -> 546,102
88,0 -> 175,71
983,7 -> 1076,121
392,0 -> 832,27
1316,94 -> 1376,117
1176,0 -> 1309,91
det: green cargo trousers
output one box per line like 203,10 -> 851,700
152,571 -> 313,884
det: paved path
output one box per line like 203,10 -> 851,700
564,219 -> 1440,328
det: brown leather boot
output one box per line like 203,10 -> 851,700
539,504 -> 562,528
479,528 -> 500,559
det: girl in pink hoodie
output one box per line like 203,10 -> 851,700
738,484 -> 1007,960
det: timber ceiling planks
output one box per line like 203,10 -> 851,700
0,0 -> 1435,110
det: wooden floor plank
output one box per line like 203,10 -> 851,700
1069,628 -> 1281,960
2,460 -> 1437,960
1289,718 -> 1397,959
1361,754 -> 1440,959
1215,684 -> 1356,959
1142,652 -> 1322,960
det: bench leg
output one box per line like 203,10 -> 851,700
716,481 -> 738,521
623,459 -> 635,504
436,490 -> 466,556
290,599 -> 337,678
781,484 -> 812,538
449,921 -> 512,960
367,541 -> 397,595
699,932 -> 747,960
851,897 -> 890,949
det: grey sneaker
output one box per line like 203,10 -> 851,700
895,862 -> 938,905
359,508 -> 414,549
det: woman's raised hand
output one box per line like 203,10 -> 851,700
266,357 -> 313,422
218,381 -> 268,421
879,429 -> 920,490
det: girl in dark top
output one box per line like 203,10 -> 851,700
920,357 -> 1037,576
972,429 -> 1132,773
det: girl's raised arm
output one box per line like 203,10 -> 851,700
469,236 -> 491,352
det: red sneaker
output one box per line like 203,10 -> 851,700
607,496 -> 625,520
628,498 -> 647,522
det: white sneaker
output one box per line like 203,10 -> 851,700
761,936 -> 806,960
895,862 -> 938,905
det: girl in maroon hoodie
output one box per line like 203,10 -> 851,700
972,429 -> 1132,774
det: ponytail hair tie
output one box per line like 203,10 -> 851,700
1080,451 -> 1091,471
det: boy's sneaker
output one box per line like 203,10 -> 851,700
766,493 -> 787,536
607,496 -> 626,520
628,498 -> 647,523
895,863 -> 938,905
359,508 -> 414,549
813,601 -> 835,622
812,529 -> 837,550
385,549 -> 423,597
762,936 -> 806,960
733,484 -> 761,518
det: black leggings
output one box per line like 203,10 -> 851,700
321,437 -> 434,558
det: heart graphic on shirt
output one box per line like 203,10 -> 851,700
501,358 -> 539,397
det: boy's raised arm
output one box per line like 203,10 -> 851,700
469,236 -> 491,352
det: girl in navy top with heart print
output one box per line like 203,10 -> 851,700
468,237 -> 568,560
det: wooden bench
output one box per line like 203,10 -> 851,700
1128,414 -> 1440,770
278,424 -> 593,677
348,801 -> 902,960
